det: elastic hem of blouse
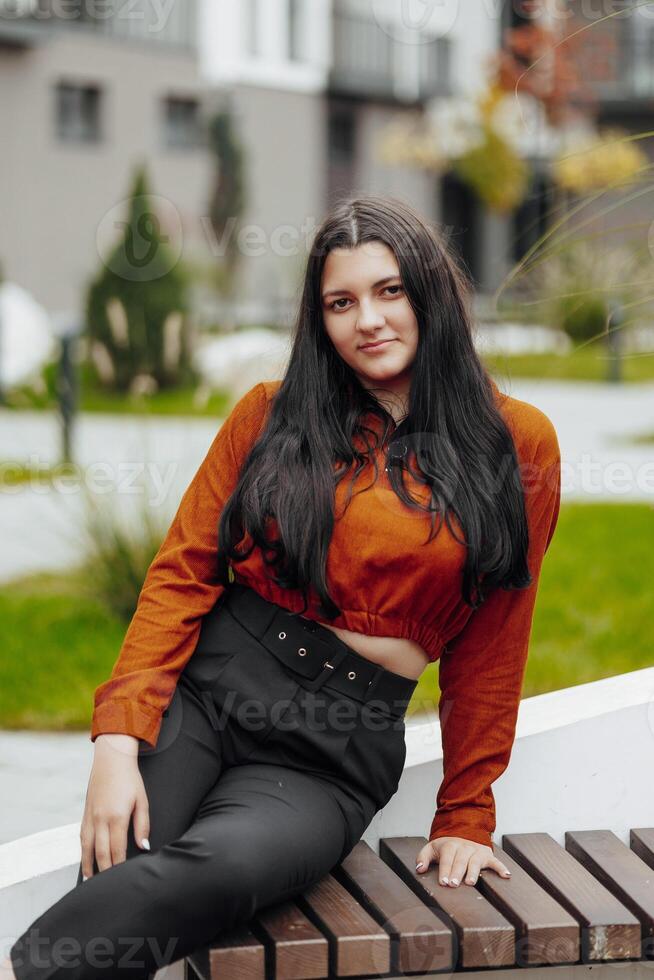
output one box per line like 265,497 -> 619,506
235,577 -> 446,662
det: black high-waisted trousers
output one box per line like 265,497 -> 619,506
10,583 -> 418,979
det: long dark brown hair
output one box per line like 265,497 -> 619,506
216,194 -> 531,619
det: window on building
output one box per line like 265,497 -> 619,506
246,0 -> 261,56
162,96 -> 203,149
50,0 -> 196,45
327,106 -> 358,203
332,8 -> 392,90
59,0 -> 100,28
55,83 -> 102,143
512,172 -> 551,263
419,35 -> 451,96
288,0 -> 304,61
329,109 -> 356,164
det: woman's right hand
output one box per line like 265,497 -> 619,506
80,733 -> 151,879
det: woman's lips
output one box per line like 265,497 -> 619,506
359,339 -> 395,352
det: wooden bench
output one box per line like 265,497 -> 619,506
185,828 -> 654,978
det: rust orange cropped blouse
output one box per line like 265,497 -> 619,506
91,378 -> 562,850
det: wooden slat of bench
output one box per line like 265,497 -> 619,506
630,827 -> 654,870
474,842 -> 580,966
630,828 -> 654,961
566,830 -> 654,953
379,836 -> 515,970
256,900 -> 329,980
296,871 -> 390,977
187,923 -> 265,980
185,829 -> 654,978
503,832 -> 642,962
334,839 -> 453,975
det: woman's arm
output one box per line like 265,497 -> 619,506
90,382 -> 270,749
430,414 -> 562,850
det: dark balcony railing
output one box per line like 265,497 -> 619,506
0,0 -> 197,50
329,7 -> 451,102
0,0 -> 46,47
578,28 -> 654,101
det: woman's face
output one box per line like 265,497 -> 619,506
320,241 -> 419,401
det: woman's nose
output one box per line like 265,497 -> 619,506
357,299 -> 385,329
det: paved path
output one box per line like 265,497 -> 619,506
1,378 -> 653,844
0,410 -> 219,583
0,731 -> 90,845
504,378 -> 654,502
2,378 -> 653,583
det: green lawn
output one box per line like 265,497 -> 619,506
1,501 -> 652,734
3,346 -> 654,419
484,348 -> 654,384
4,359 -> 233,418
0,570 -> 126,734
625,430 -> 654,445
0,461 -> 79,485
75,382 -> 232,417
412,500 -> 654,716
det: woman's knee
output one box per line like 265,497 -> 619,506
149,830 -> 259,901
146,813 -> 333,922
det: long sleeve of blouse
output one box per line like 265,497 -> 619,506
429,417 -> 561,850
90,382 -> 270,747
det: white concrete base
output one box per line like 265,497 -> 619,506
2,666 -> 654,976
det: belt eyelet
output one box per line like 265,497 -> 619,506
278,631 -> 286,640
298,647 -> 307,656
348,671 -> 356,680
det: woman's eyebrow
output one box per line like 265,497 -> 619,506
321,275 -> 400,301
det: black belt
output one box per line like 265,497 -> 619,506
224,583 -> 417,717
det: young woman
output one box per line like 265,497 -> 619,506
6,194 -> 561,979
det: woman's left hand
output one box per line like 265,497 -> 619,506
415,836 -> 512,886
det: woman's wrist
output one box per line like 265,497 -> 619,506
94,732 -> 140,759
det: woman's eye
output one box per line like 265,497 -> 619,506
329,285 -> 402,311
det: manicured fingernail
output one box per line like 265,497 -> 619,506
416,862 -> 424,871
505,871 -> 511,876
450,878 -> 458,886
440,876 -> 449,884
141,838 -> 150,850
82,875 -> 88,882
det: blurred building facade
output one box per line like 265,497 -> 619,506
0,0 -> 210,315
505,0 -> 654,267
564,0 -> 654,248
2,0 -> 650,329
199,0 -> 505,325
0,0 -> 506,326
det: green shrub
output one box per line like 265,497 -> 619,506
77,482 -> 167,623
558,293 -> 608,344
85,164 -> 196,394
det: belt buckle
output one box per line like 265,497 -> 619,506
302,645 -> 348,692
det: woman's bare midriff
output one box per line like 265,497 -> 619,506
312,620 -> 430,681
